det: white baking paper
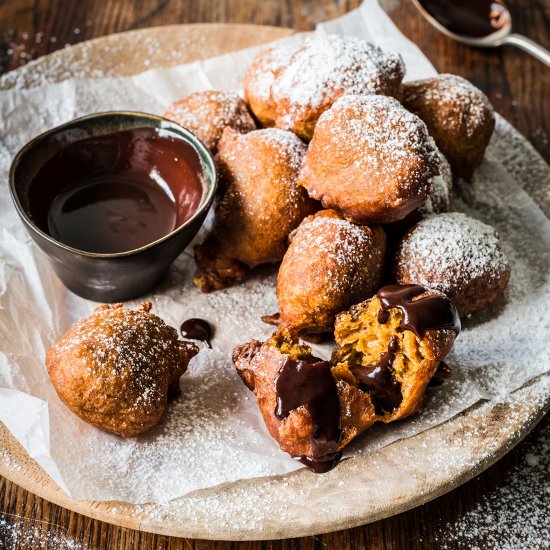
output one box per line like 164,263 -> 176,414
0,0 -> 549,503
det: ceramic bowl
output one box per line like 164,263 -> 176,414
9,111 -> 217,302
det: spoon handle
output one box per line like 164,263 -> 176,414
503,34 -> 550,67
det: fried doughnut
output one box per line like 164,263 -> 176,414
164,90 -> 256,153
232,328 -> 376,472
393,213 -> 511,317
332,284 -> 460,421
244,34 -> 405,140
46,303 -> 199,437
268,209 -> 386,336
234,285 -> 459,470
243,45 -> 295,129
194,128 -> 317,292
299,94 -> 440,224
420,149 -> 453,215
403,74 -> 495,181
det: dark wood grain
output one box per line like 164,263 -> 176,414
0,1 -> 549,548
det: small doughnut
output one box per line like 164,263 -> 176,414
268,209 -> 386,336
332,284 -> 460,421
232,328 -> 376,472
243,45 -> 295,129
194,127 -> 317,292
233,285 -> 459,470
402,74 -> 495,181
164,90 -> 256,154
244,34 -> 405,140
299,94 -> 440,224
46,303 -> 199,437
393,213 -> 511,316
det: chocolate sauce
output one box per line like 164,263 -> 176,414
180,318 -> 213,348
377,309 -> 390,324
28,127 -> 204,254
419,0 -> 509,38
295,453 -> 343,474
377,285 -> 461,337
275,357 -> 342,471
429,361 -> 453,387
350,336 -> 403,414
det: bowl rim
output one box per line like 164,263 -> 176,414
8,110 -> 218,259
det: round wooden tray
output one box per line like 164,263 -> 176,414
1,23 -> 549,541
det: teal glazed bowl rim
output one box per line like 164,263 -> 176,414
8,111 -> 218,259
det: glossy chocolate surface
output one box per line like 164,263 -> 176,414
180,318 -> 213,348
377,284 -> 461,337
350,336 -> 403,414
275,357 -> 342,472
419,0 -> 509,37
28,127 -> 203,254
10,113 -> 217,302
429,361 -> 453,387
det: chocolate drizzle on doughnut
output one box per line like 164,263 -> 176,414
275,357 -> 342,472
295,453 -> 343,474
429,361 -> 453,387
377,284 -> 461,337
350,336 -> 403,414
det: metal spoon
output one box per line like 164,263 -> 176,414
411,0 -> 550,67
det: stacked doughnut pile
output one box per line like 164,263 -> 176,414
161,34 -> 511,471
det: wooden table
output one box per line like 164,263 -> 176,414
0,1 -> 548,548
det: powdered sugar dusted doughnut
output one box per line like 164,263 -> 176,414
46,303 -> 199,437
299,94 -> 440,224
420,149 -> 453,215
270,209 -> 386,335
244,34 -> 405,140
194,128 -> 316,292
244,45 -> 296,129
393,213 -> 511,316
164,91 -> 256,154
403,74 -> 495,181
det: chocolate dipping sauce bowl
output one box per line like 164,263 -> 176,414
9,112 -> 217,302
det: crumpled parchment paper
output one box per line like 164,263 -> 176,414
0,0 -> 549,504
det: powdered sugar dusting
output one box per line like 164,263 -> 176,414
434,412 -> 550,549
312,94 -> 439,193
289,214 -> 380,296
273,33 -> 403,116
421,150 -> 453,214
396,212 -> 509,293
0,515 -> 88,550
244,45 -> 295,102
163,90 -> 255,152
0,12 -> 549,530
294,215 -> 374,266
405,73 -> 494,137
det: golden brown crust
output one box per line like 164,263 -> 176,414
164,90 -> 256,154
194,127 -> 317,292
46,303 -> 198,437
232,329 -> 375,459
275,209 -> 387,334
333,294 -> 456,423
243,46 -> 293,129
392,213 -> 511,317
244,35 -> 405,140
234,288 -> 458,462
402,74 -> 495,182
299,95 -> 440,224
